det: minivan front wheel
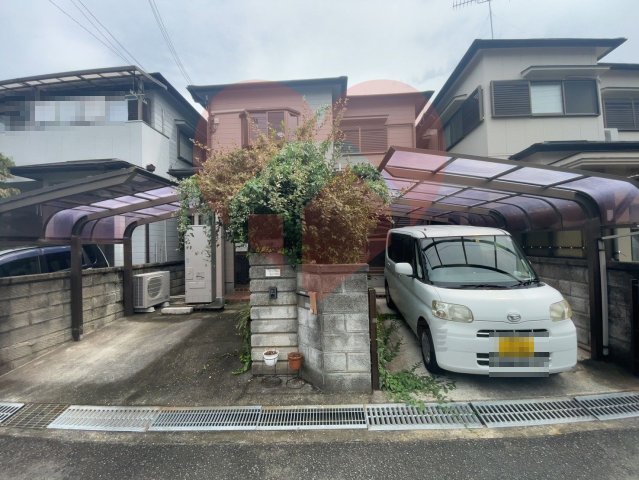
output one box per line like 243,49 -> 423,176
385,281 -> 396,310
420,328 -> 442,374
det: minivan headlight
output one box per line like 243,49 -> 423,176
550,299 -> 572,321
432,300 -> 474,323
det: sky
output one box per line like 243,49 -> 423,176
2,0 -> 639,111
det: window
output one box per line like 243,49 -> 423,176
604,96 -> 639,130
492,79 -> 599,117
530,83 -> 563,114
388,233 -> 413,264
127,97 -> 151,124
241,109 -> 299,146
342,119 -> 387,154
178,131 -> 193,162
444,87 -> 483,149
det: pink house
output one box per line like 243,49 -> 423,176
187,77 -> 432,294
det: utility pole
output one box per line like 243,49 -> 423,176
453,0 -> 494,39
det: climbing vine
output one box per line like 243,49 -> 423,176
377,315 -> 456,407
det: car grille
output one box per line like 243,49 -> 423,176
476,329 -> 548,338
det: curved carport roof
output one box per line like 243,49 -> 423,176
380,147 -> 639,231
0,163 -> 184,341
380,147 -> 639,360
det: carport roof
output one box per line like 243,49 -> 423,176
0,163 -> 180,244
380,147 -> 639,232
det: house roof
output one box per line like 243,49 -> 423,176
188,76 -> 348,108
427,38 -> 626,113
345,90 -> 434,117
598,62 -> 639,71
510,141 -> 639,161
0,66 -> 201,120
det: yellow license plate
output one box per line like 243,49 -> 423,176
499,336 -> 534,357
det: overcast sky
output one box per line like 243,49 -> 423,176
2,0 -> 639,110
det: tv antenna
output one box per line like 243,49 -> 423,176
453,0 -> 494,39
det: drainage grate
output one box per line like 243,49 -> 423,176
3,403 -> 69,429
366,403 -> 482,430
472,398 -> 595,427
0,402 -> 24,424
48,406 -> 160,432
575,392 -> 639,420
258,405 -> 367,430
150,407 -> 261,431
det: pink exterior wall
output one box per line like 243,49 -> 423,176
205,84 -> 334,150
342,93 -> 425,167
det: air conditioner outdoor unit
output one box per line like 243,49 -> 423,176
133,271 -> 170,311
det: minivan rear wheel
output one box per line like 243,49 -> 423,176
384,281 -> 396,310
420,328 -> 442,374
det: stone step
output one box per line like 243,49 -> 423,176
160,306 -> 193,315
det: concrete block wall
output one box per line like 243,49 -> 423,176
606,265 -> 638,368
0,260 -> 185,375
529,257 -> 591,349
249,254 -> 299,374
297,264 -> 371,393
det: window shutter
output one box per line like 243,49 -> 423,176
564,80 -> 598,115
604,98 -> 635,129
492,81 -> 531,117
343,128 -> 360,153
360,127 -> 387,152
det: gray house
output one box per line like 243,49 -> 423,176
0,66 -> 205,265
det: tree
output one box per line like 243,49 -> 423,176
178,104 -> 390,264
0,153 -> 19,199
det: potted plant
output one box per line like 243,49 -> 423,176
263,349 -> 279,367
287,351 -> 304,371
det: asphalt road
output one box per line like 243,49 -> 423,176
1,423 -> 638,480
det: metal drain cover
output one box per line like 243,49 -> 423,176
3,403 -> 69,429
48,406 -> 160,432
0,402 -> 24,424
366,403 -> 482,430
575,392 -> 639,420
472,398 -> 595,427
258,405 -> 367,430
150,406 -> 261,431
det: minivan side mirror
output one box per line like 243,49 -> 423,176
394,262 -> 414,276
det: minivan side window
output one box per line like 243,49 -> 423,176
389,233 -> 414,264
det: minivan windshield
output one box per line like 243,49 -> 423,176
420,235 -> 539,289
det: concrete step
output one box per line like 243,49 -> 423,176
160,306 -> 193,315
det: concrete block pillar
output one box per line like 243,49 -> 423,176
297,264 -> 371,392
248,214 -> 298,374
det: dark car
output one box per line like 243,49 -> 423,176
0,244 -> 109,278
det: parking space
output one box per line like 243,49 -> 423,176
379,299 -> 639,402
0,306 -> 373,408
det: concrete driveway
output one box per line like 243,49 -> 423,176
0,305 -> 372,407
1,300 -> 637,408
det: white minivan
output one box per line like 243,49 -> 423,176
384,225 -> 577,376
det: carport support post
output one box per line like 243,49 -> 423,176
584,218 -> 603,360
123,235 -> 134,316
70,235 -> 83,341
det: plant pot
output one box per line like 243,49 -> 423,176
263,349 -> 279,367
287,351 -> 303,371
